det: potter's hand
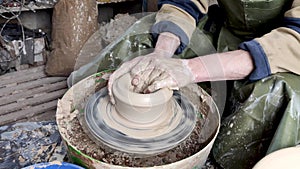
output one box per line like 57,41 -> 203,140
108,32 -> 181,104
108,52 -> 175,104
131,57 -> 195,93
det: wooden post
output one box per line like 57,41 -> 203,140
147,0 -> 158,12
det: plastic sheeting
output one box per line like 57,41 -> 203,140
213,73 -> 300,169
67,13 -> 216,87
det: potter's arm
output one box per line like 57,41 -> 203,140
108,0 -> 207,101
238,1 -> 300,80
154,32 -> 180,57
108,34 -> 254,99
132,50 -> 255,93
151,0 -> 208,54
188,50 -> 254,82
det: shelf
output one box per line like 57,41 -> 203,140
0,4 -> 53,14
0,0 -> 135,14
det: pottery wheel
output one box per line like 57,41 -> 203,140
84,88 -> 197,155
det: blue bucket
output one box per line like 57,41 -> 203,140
22,162 -> 85,169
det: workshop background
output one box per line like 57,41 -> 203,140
0,0 -> 161,168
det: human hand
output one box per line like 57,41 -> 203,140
130,50 -> 254,94
108,32 -> 180,104
130,55 -> 195,93
108,51 -> 177,104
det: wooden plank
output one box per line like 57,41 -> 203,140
0,100 -> 58,126
0,89 -> 67,115
30,110 -> 57,122
0,77 -> 67,97
15,110 -> 57,124
0,66 -> 45,80
0,81 -> 67,106
0,71 -> 47,87
147,0 -> 158,12
0,65 -> 68,126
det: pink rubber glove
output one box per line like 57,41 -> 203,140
108,32 -> 180,104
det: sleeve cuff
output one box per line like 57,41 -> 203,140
284,17 -> 300,34
239,40 -> 271,81
151,21 -> 189,54
158,0 -> 204,24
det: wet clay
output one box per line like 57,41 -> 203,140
109,73 -> 181,139
96,94 -> 183,139
112,73 -> 174,125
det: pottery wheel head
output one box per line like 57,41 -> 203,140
84,73 -> 197,155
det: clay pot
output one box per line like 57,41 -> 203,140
112,73 -> 173,124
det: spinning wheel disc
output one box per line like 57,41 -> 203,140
84,88 -> 197,155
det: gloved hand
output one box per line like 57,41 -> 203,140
108,52 -> 196,104
130,55 -> 195,93
108,46 -> 255,104
108,32 -> 181,104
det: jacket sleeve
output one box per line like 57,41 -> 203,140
151,0 -> 209,54
239,0 -> 300,81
